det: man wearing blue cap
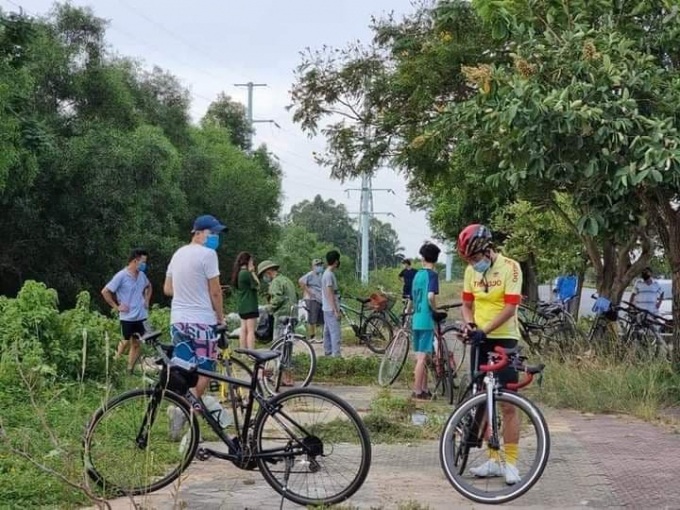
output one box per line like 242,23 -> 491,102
164,214 -> 227,400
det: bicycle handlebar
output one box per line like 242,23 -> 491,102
506,363 -> 545,390
478,346 -> 510,373
438,303 -> 463,311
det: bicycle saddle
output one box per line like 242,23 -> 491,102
433,311 -> 448,323
141,330 -> 163,343
234,348 -> 280,363
277,316 -> 299,327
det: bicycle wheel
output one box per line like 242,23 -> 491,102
440,390 -> 550,504
378,328 -> 410,387
428,340 -> 452,403
363,313 -> 393,354
253,387 -> 372,506
262,334 -> 316,395
441,324 -> 468,403
83,387 -> 200,497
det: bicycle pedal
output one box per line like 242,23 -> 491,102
196,448 -> 211,461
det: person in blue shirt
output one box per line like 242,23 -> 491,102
410,242 -> 441,399
101,248 -> 152,373
398,259 -> 417,300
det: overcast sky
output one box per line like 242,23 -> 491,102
3,0 -> 438,257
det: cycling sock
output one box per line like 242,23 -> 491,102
504,443 -> 519,465
487,445 -> 500,462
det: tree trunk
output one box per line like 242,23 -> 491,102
520,253 -> 539,303
571,262 -> 587,320
640,190 -> 680,370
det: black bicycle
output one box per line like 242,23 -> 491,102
83,329 -> 372,507
340,295 -> 393,354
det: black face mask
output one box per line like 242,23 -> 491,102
641,272 -> 651,280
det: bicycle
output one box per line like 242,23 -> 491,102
618,300 -> 669,360
518,297 -> 582,354
378,303 -> 467,405
340,295 -> 393,354
261,305 -> 317,395
83,330 -> 372,507
439,329 -> 549,504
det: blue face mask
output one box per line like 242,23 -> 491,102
203,234 -> 220,251
138,262 -> 147,273
262,274 -> 271,283
472,257 -> 491,274
315,266 -> 324,274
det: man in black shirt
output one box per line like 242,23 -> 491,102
398,259 -> 418,300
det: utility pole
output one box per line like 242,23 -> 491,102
346,173 -> 394,284
445,241 -> 453,282
234,82 -> 278,150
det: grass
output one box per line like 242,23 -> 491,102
362,389 -> 449,443
0,378 -> 112,508
533,354 -> 680,420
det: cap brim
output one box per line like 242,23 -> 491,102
210,224 -> 227,233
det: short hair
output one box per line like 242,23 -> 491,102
326,250 -> 341,265
419,242 -> 441,263
403,258 -> 412,266
128,248 -> 149,262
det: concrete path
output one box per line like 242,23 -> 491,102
90,385 -> 680,510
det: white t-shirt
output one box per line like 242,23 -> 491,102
166,243 -> 220,325
632,279 -> 662,315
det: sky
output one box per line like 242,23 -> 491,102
2,0 -> 438,258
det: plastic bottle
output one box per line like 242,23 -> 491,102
202,395 -> 232,428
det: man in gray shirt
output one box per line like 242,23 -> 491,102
321,250 -> 342,357
299,258 -> 325,343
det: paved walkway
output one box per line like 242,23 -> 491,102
92,385 -> 680,510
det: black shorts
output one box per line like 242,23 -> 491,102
120,320 -> 147,341
306,300 -> 324,325
239,311 -> 259,320
470,338 -> 519,387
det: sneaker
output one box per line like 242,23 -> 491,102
310,338 -> 323,344
470,460 -> 503,478
504,463 -> 521,485
167,405 -> 187,442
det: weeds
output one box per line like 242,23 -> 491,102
533,353 -> 680,420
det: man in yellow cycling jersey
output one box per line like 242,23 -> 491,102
458,223 -> 522,485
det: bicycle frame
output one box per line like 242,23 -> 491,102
144,337 -> 315,465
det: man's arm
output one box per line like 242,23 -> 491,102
657,285 -> 664,308
208,276 -> 224,324
101,287 -> 119,311
144,281 -> 152,308
268,278 -> 286,313
461,268 -> 475,326
325,282 -> 340,317
298,274 -> 308,296
481,304 -> 518,335
163,276 -> 173,297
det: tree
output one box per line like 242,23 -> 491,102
287,195 -> 358,260
0,5 -> 284,307
370,218 -> 404,268
437,0 -> 680,361
202,93 -> 253,151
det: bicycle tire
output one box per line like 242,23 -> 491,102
253,387 -> 372,506
441,324 -> 468,403
428,338 -> 452,402
362,314 -> 393,354
263,334 -> 316,395
440,390 -> 550,504
378,328 -> 410,387
83,387 -> 199,497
